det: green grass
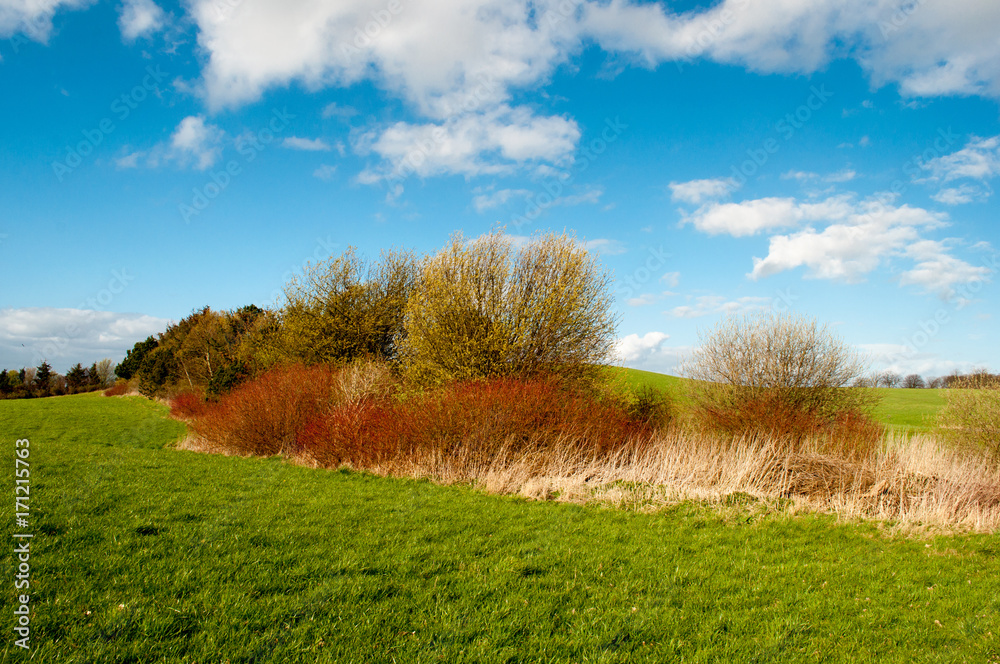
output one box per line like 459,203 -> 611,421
2,392 -> 999,662
618,367 -> 949,432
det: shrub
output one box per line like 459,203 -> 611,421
686,311 -> 879,442
193,364 -> 338,456
297,376 -> 653,470
103,380 -> 129,397
170,391 -> 207,419
401,230 -> 618,387
273,248 -> 418,367
939,372 -> 1000,460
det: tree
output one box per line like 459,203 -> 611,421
0,369 -> 10,395
902,373 -> 926,389
939,372 -> 1000,460
402,230 -> 618,386
276,248 -> 418,367
66,363 -> 87,390
685,311 -> 877,436
94,358 -> 116,386
35,361 -> 52,393
876,371 -> 902,388
116,337 -> 159,380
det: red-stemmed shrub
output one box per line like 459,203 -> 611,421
193,364 -> 337,456
297,376 -> 657,470
103,380 -> 128,397
169,391 -> 207,419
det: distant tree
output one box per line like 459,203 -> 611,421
902,374 -> 926,389
8,369 -> 21,387
35,361 -> 52,393
94,358 -> 115,386
116,336 -> 159,380
18,368 -> 27,385
66,363 -> 87,390
876,371 -> 902,388
0,369 -> 10,395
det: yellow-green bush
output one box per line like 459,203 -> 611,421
401,230 -> 618,386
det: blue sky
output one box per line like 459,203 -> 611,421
1,0 -> 998,379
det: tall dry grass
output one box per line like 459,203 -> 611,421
176,363 -> 1000,533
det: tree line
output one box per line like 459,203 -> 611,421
0,359 -> 115,399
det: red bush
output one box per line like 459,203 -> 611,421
103,381 -> 128,397
193,364 -> 337,456
169,391 -> 207,419
297,376 -> 655,469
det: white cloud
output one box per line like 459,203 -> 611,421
313,164 -> 337,181
115,151 -> 142,169
118,0 -> 166,41
0,307 -> 171,369
166,116 -> 224,170
683,195 -> 856,237
614,331 -> 669,361
0,0 -> 90,41
931,184 -> 988,205
580,0 -> 1000,99
667,295 -> 772,319
659,271 -> 680,288
282,136 -> 332,151
668,177 -> 737,205
472,188 -> 533,212
899,241 -> 991,301
861,343 -> 981,380
782,168 -> 856,183
924,135 -> 1000,182
356,105 -> 580,183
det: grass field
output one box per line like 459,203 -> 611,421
620,368 -> 949,432
2,392 -> 999,662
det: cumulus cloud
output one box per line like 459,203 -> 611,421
166,116 -> 224,170
313,164 -> 337,181
0,307 -> 171,369
924,135 -> 1000,182
355,105 -> 580,183
668,177 -> 737,205
613,331 -> 686,375
0,0 -> 91,41
682,195 -> 857,237
118,0 -> 166,41
931,184 -> 988,205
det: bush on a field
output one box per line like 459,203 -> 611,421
686,311 -> 879,448
103,379 -> 129,397
193,364 -> 338,456
939,371 -> 1000,460
402,230 -> 617,386
265,248 -> 419,368
297,376 -> 654,469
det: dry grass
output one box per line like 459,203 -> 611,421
324,428 -> 1000,533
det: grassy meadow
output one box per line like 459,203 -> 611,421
1,390 -> 999,662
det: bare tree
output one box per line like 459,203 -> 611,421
685,311 -> 878,435
902,374 -> 926,389
95,358 -> 116,386
876,371 -> 902,388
